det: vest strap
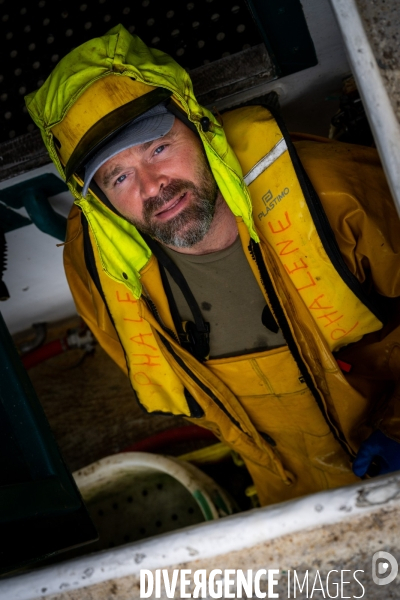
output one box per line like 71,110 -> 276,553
142,233 -> 210,361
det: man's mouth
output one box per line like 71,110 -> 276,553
154,192 -> 188,219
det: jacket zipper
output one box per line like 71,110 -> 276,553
249,238 -> 355,459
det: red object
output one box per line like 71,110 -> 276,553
22,337 -> 68,370
121,425 -> 217,453
337,359 -> 352,373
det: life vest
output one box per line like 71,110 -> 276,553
223,106 -> 384,352
78,106 -> 385,504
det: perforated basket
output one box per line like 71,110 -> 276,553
73,452 -> 235,551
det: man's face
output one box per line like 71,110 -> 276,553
93,118 -> 219,248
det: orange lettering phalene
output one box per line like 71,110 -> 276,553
276,240 -> 299,256
268,212 -> 292,234
130,332 -> 157,351
331,321 -> 359,341
133,372 -> 161,387
309,295 -> 333,311
116,290 -> 137,304
285,257 -> 308,275
296,271 -> 316,291
317,311 -> 344,328
317,310 -> 343,327
131,354 -> 161,367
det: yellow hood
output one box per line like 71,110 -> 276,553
26,24 -> 258,298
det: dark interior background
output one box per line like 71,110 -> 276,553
0,0 -> 263,143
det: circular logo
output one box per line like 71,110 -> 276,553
372,551 -> 398,586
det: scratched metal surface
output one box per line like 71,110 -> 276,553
355,0 -> 400,124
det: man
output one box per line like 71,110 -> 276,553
27,25 -> 400,507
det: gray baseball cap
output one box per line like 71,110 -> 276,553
82,103 -> 175,197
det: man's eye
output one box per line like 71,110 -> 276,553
154,145 -> 165,155
115,174 -> 127,185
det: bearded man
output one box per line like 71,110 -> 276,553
27,24 -> 400,506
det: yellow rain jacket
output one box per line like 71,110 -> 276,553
26,25 -> 400,506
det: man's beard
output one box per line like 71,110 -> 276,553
126,157 -> 219,248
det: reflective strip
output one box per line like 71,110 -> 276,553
243,138 -> 288,186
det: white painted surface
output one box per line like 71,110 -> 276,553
1,473 -> 400,600
0,164 -> 76,334
329,0 -> 400,217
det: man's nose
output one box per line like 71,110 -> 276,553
137,165 -> 168,199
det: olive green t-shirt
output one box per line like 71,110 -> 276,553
163,236 -> 286,358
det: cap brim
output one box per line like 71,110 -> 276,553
82,111 -> 174,196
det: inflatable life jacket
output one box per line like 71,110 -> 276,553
225,106 -> 384,352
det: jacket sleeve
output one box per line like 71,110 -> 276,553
295,136 -> 400,441
63,203 -> 128,376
